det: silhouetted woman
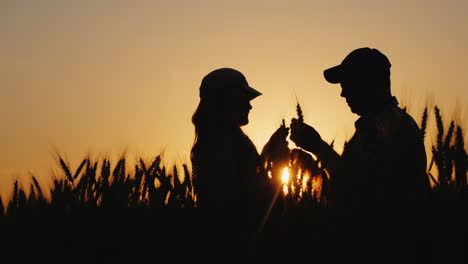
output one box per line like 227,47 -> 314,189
191,68 -> 287,260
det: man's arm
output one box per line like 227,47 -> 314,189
315,140 -> 341,175
290,118 -> 341,174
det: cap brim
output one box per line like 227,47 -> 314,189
245,86 -> 262,100
324,65 -> 343,84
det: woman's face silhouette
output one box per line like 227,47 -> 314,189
232,90 -> 253,126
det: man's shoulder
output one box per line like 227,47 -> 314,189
398,107 -> 422,132
382,106 -> 420,132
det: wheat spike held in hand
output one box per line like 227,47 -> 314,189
296,102 -> 304,123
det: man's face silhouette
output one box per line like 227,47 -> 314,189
340,75 -> 375,116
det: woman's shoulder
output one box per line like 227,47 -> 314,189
236,132 -> 260,158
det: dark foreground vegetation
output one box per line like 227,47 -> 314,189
0,106 -> 467,263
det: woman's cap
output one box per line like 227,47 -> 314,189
200,68 -> 262,100
324,47 -> 391,84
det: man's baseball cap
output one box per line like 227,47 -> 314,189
324,48 -> 391,84
200,68 -> 262,100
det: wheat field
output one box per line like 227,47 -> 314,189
0,105 -> 466,263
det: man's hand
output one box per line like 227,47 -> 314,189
290,118 -> 324,154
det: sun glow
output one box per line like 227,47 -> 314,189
311,175 -> 323,201
281,167 -> 290,184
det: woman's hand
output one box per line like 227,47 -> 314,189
261,125 -> 290,162
263,125 -> 289,151
269,125 -> 289,146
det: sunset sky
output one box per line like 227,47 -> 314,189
1,0 -> 467,197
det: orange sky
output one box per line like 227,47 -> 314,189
1,0 -> 467,198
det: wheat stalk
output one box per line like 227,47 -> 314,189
420,106 -> 428,141
296,102 -> 304,123
59,157 -> 73,183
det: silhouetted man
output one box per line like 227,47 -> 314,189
290,48 -> 430,262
